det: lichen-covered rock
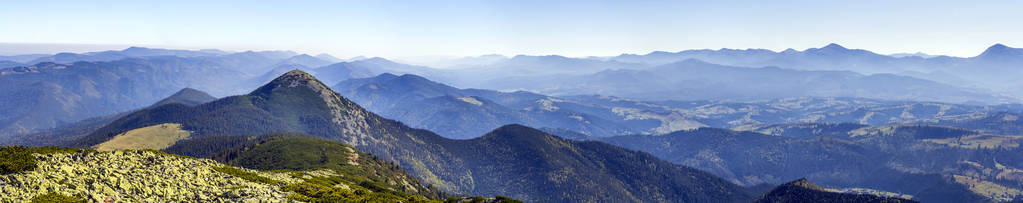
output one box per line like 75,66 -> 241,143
0,150 -> 300,202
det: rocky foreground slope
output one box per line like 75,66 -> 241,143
1,149 -> 292,202
0,147 -> 510,202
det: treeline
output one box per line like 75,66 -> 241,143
74,93 -> 347,148
207,133 -> 449,199
1,146 -> 89,175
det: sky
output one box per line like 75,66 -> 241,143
0,0 -> 1021,58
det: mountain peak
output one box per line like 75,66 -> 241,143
492,124 -> 534,131
291,54 -> 314,58
821,43 -> 847,50
985,43 -> 1011,52
315,53 -> 341,62
802,43 -> 853,55
252,69 -> 333,96
123,46 -> 149,51
990,43 -> 1009,49
775,178 -> 828,192
481,124 -> 556,141
395,73 -> 431,81
756,178 -> 917,203
152,87 -> 216,107
175,87 -> 202,94
283,69 -> 314,78
785,178 -> 820,189
978,43 -> 1019,58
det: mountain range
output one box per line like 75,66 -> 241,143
0,87 -> 217,147
331,73 -> 640,138
460,59 -> 1011,103
4,44 -> 1022,139
606,43 -> 1023,96
0,58 -> 245,137
0,48 -> 351,137
326,71 -> 1023,202
329,72 -> 1023,139
65,70 -> 756,202
4,44 -> 1023,202
588,126 -> 995,202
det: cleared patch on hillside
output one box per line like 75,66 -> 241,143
954,175 -> 1023,202
924,135 -> 1023,149
458,97 -> 483,106
612,107 -> 706,134
93,123 -> 190,151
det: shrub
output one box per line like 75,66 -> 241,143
0,146 -> 36,175
212,166 -> 280,185
495,196 -> 524,203
30,192 -> 86,203
1,146 -> 85,175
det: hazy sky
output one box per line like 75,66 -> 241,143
1,0 -> 1021,58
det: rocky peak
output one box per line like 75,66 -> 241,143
253,70 -> 333,95
252,69 -> 378,146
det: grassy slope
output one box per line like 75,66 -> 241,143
211,134 -> 449,199
93,123 -> 190,151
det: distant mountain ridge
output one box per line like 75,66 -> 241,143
4,44 -> 1023,202
332,73 -> 655,138
277,54 -> 333,68
0,58 -> 250,137
462,58 -> 1012,103
0,48 -> 335,138
607,43 -> 1023,96
609,43 -> 947,71
2,45 -> 1019,140
333,73 -> 1023,139
1,88 -> 216,147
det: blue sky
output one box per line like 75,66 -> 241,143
1,0 -> 1021,58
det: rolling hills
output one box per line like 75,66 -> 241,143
580,124 -> 1023,202
332,72 -> 1023,139
332,73 -> 639,138
754,178 -> 917,203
